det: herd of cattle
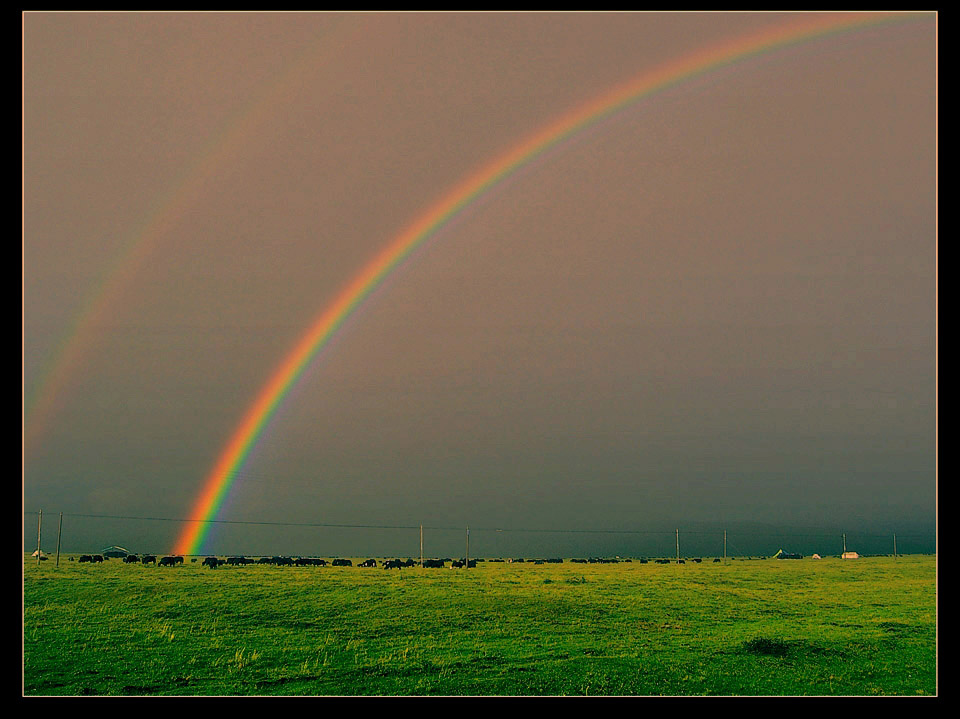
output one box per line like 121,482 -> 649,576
69,554 -> 725,568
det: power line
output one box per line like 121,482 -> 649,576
21,511 -> 935,539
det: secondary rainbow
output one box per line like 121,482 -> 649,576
23,16 -> 367,458
174,12 -> 926,556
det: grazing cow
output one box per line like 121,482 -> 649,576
141,555 -> 156,564
421,559 -> 445,568
655,559 -> 670,564
227,556 -> 252,565
331,558 -> 352,567
713,558 -> 722,563
257,557 -> 273,564
570,558 -> 587,564
272,556 -> 294,566
78,555 -> 93,563
452,559 -> 476,568
383,559 -> 403,570
691,558 -> 702,563
90,555 -> 104,563
358,559 -> 377,568
123,554 -> 140,563
202,556 -> 223,569
677,560 -> 686,564
158,556 -> 183,566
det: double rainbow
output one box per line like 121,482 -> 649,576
173,12 -> 927,555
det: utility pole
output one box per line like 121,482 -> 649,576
723,530 -> 727,562
420,524 -> 423,568
56,512 -> 63,567
36,510 -> 42,566
842,533 -> 847,554
676,528 -> 680,563
893,533 -> 897,559
465,526 -> 470,569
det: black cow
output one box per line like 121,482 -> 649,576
141,555 -> 157,564
202,556 -> 223,568
713,558 -> 722,562
382,559 -> 403,570
331,558 -> 352,567
421,559 -> 445,568
272,556 -> 294,566
124,554 -> 140,563
159,555 -> 183,566
677,560 -> 686,564
227,556 -> 254,565
358,559 -> 377,568
257,557 -> 273,564
78,555 -> 93,563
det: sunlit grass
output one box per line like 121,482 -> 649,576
24,555 -> 936,696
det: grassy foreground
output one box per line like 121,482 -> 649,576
23,555 -> 936,696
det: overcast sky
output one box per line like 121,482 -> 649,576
24,12 -> 936,557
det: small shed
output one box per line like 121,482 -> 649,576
101,546 -> 130,558
841,551 -> 860,559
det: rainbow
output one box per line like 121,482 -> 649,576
23,15 -> 369,457
174,12 -> 928,555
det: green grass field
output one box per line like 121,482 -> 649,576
23,554 -> 936,696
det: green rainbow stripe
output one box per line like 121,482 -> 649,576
174,12 -> 928,555
23,15 -> 368,457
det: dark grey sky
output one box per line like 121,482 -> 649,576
24,12 -> 936,557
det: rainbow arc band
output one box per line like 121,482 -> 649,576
23,16 -> 367,458
173,12 -> 926,556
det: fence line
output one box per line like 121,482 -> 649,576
23,508 -> 935,562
